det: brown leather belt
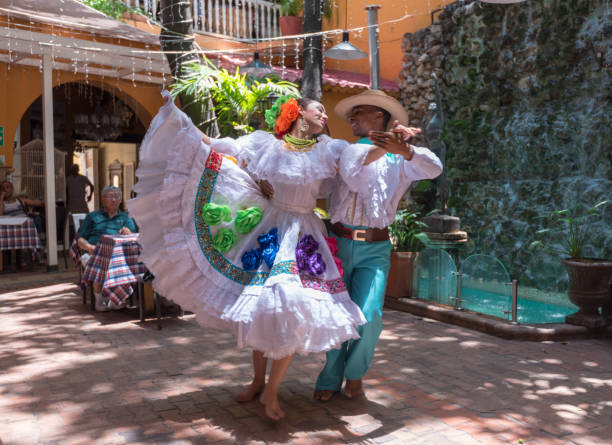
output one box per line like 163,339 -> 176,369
330,222 -> 389,242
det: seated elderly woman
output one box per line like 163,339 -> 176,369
77,186 -> 137,311
0,180 -> 45,267
0,180 -> 44,217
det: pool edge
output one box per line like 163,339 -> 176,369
384,296 -> 612,341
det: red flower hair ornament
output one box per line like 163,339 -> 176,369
274,98 -> 300,138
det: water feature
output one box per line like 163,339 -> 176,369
411,248 -> 577,324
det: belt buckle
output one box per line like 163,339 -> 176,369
352,229 -> 367,241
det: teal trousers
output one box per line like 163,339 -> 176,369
315,229 -> 392,390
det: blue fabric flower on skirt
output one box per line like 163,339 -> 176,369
241,248 -> 263,271
257,227 -> 278,248
257,227 -> 279,269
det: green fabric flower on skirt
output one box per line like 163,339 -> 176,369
234,207 -> 263,234
213,228 -> 237,252
202,203 -> 232,226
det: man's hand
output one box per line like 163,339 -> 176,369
258,180 -> 274,199
368,130 -> 414,160
119,226 -> 132,235
391,120 -> 423,145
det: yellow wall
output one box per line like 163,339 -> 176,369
323,0 -> 451,82
0,62 -> 163,168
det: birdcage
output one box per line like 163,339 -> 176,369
12,139 -> 66,203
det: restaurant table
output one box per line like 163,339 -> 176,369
70,233 -> 146,309
0,216 -> 42,271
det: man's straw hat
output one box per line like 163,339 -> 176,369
334,89 -> 408,129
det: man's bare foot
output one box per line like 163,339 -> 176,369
235,381 -> 265,403
259,390 -> 285,421
343,379 -> 364,399
313,389 -> 337,401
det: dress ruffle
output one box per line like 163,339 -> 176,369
128,96 -> 366,359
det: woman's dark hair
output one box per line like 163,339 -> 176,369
297,97 -> 318,109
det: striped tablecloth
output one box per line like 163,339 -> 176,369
0,217 -> 41,250
80,234 -> 146,304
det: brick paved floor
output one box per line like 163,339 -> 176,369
1,277 -> 611,444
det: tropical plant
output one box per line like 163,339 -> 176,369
389,208 -> 429,252
280,0 -> 303,17
171,59 -> 300,137
529,200 -> 608,259
279,0 -> 332,19
77,0 -> 151,20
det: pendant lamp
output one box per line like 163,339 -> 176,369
241,51 -> 273,77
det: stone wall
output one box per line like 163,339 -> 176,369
400,0 -> 611,292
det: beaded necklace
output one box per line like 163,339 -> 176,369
282,133 -> 317,152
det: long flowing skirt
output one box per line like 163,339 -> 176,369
128,100 -> 366,359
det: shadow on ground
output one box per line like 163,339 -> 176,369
1,278 -> 611,444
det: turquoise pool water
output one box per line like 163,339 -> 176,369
460,288 -> 576,323
414,278 -> 576,323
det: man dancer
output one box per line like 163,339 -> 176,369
314,89 -> 443,400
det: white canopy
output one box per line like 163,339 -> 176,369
0,0 -> 170,84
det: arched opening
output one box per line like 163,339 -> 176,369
14,82 -> 149,212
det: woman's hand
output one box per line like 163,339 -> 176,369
119,226 -> 132,235
199,128 -> 211,145
258,180 -> 274,199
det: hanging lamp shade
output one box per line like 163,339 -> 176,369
324,31 -> 367,60
241,51 -> 274,77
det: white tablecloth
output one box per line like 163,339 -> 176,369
0,216 -> 28,225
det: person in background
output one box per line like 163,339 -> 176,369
0,180 -> 44,217
66,164 -> 94,214
0,180 -> 45,267
77,186 -> 137,311
314,89 -> 443,401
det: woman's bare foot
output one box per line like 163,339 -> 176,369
313,389 -> 337,401
343,379 -> 364,399
259,389 -> 285,421
235,380 -> 265,403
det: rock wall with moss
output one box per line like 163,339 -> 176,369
400,0 -> 611,293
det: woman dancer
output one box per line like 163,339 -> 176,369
128,92 -> 367,420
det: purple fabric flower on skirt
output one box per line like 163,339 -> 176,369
297,234 -> 318,255
306,253 -> 326,276
295,249 -> 309,271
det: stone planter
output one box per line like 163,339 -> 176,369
385,251 -> 418,298
563,258 -> 612,328
279,16 -> 302,36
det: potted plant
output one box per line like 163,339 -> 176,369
278,0 -> 332,36
279,0 -> 303,36
386,208 -> 429,298
530,200 -> 611,328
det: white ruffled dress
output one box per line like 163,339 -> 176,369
128,96 -> 366,359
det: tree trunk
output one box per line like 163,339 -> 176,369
159,0 -> 218,136
300,0 -> 323,101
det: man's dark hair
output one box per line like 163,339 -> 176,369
70,164 -> 80,175
375,106 -> 391,129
